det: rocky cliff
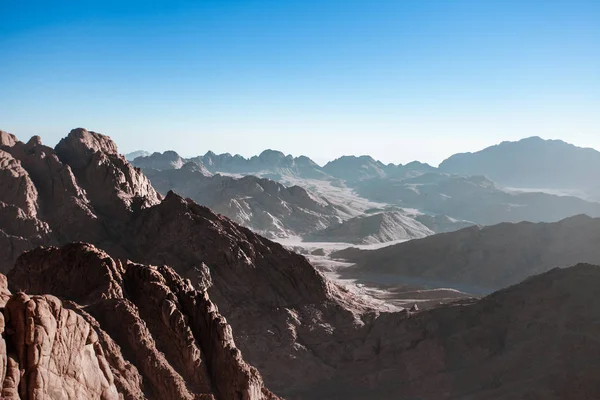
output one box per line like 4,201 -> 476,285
1,243 -> 278,399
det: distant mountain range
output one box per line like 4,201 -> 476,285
333,214 -> 600,292
128,135 -> 600,192
355,172 -> 600,225
127,149 -> 435,183
439,136 -> 600,189
143,162 -> 345,238
127,136 -> 600,240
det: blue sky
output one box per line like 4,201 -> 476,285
1,0 -> 599,165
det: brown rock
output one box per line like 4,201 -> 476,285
7,243 -> 277,400
3,293 -> 120,399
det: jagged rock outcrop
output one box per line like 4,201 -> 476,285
4,243 -> 278,399
0,128 -> 162,270
55,128 -> 161,217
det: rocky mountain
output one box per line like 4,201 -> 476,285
133,149 -> 331,181
439,136 -> 600,189
143,163 -> 343,237
4,128 -> 600,399
333,214 -> 600,292
386,161 -> 438,179
132,150 -> 186,170
125,150 -> 150,161
322,155 -> 390,182
133,150 -> 440,186
1,243 -> 278,399
304,211 -> 434,244
356,172 -> 600,226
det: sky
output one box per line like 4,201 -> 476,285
1,0 -> 599,166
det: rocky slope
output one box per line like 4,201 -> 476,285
333,214 -> 600,292
4,128 -> 600,399
439,136 -> 600,189
142,163 -> 343,238
304,211 -> 434,244
1,243 -> 278,399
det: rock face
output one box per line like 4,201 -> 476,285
0,128 -> 161,268
3,243 -> 278,399
439,136 -> 600,189
304,211 -> 434,244
143,165 -> 342,238
333,214 -> 600,292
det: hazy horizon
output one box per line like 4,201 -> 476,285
2,0 -> 599,165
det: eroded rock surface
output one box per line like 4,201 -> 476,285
3,243 -> 278,399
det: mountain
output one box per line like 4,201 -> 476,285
303,211 -> 434,244
1,243 -> 278,399
413,213 -> 476,233
439,136 -> 600,189
124,150 -> 150,161
132,150 -> 186,170
322,155 -> 390,182
5,128 -> 600,398
143,163 -> 343,237
386,160 -> 438,179
333,214 -> 600,292
133,149 -> 331,181
356,172 -> 600,225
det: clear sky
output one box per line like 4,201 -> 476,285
1,0 -> 599,166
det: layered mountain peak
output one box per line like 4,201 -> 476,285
56,128 -> 120,167
55,128 -> 161,216
323,155 -> 391,181
258,149 -> 287,162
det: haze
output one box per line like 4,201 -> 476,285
1,0 -> 599,165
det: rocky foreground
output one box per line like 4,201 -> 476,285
0,243 -> 278,399
2,128 -> 600,399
